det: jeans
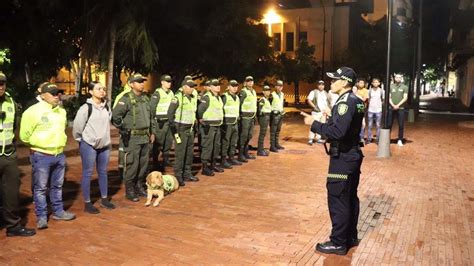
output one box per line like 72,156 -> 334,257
31,152 -> 66,219
367,112 -> 382,141
388,108 -> 405,141
79,141 -> 110,202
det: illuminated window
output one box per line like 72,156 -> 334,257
273,33 -> 281,52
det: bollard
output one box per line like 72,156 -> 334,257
408,109 -> 415,123
376,128 -> 391,158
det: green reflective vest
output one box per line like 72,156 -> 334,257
174,93 -> 197,126
0,92 -> 15,156
271,91 -> 284,112
154,88 -> 174,119
202,92 -> 224,126
241,87 -> 257,118
259,97 -> 272,115
223,92 -> 240,124
20,101 -> 67,155
113,84 -> 131,109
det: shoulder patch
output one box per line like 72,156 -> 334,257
118,101 -> 125,105
171,98 -> 178,103
152,95 -> 158,99
337,103 -> 349,116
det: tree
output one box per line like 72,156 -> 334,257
276,40 -> 320,104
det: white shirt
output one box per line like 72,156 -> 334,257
307,90 -> 328,113
328,91 -> 339,108
368,87 -> 384,113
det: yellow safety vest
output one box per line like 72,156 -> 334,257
0,93 -> 15,156
202,92 -> 224,126
223,92 -> 240,124
241,87 -> 257,118
259,97 -> 272,115
174,92 -> 197,126
271,91 -> 284,112
154,88 -> 174,119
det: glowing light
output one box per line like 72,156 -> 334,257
263,9 -> 281,24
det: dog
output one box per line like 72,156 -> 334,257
145,171 -> 180,207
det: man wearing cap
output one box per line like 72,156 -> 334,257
197,79 -> 224,176
221,80 -> 242,167
302,67 -> 365,255
150,74 -> 174,169
112,73 -> 154,202
0,72 -> 36,236
238,76 -> 257,162
20,82 -> 76,229
306,80 -> 331,145
168,79 -> 198,185
256,85 -> 272,156
270,80 -> 285,152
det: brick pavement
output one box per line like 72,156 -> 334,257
0,114 -> 473,265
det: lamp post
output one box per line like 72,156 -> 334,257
320,0 -> 326,79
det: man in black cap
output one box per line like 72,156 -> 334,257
270,80 -> 285,152
0,72 -> 36,236
150,74 -> 174,169
112,73 -> 154,202
302,67 -> 365,255
238,76 -> 257,162
306,80 -> 331,145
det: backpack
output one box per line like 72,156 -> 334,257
85,102 -> 110,126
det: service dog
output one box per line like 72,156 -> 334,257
145,171 -> 179,207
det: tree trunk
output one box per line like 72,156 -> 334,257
24,62 -> 32,91
75,56 -> 84,97
106,23 -> 116,103
294,80 -> 300,105
86,59 -> 92,84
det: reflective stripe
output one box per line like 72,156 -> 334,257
260,98 -> 272,114
0,94 -> 15,156
271,91 -> 284,112
223,93 -> 239,118
155,88 -> 174,117
327,173 -> 348,180
202,92 -> 224,125
241,87 -> 257,115
175,93 -> 197,125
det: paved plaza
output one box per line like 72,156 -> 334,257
1,113 -> 473,265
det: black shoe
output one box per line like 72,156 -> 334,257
221,159 -> 233,169
230,158 -> 242,165
238,155 -> 248,163
6,225 -> 36,237
257,150 -> 268,156
84,202 -> 100,214
276,144 -> 285,150
212,165 -> 224,173
245,153 -> 256,159
315,241 -> 347,255
178,180 -> 186,186
100,198 -> 116,209
202,167 -> 215,176
125,191 -> 139,202
184,175 -> 199,182
269,146 -> 279,152
136,187 -> 148,197
347,238 -> 360,249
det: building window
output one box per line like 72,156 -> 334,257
299,31 -> 308,43
273,33 -> 281,52
286,32 -> 294,52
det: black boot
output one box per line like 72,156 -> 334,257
257,149 -> 269,156
6,224 -> 36,237
212,162 -> 224,173
162,153 -> 172,167
125,185 -> 139,202
221,158 -> 233,169
270,146 -> 279,152
276,144 -> 285,150
136,182 -> 148,197
315,241 -> 348,255
244,146 -> 256,159
84,202 -> 100,214
230,157 -> 243,165
238,148 -> 248,162
177,176 -> 186,187
202,163 -> 215,176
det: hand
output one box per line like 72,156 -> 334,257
300,112 -> 315,125
149,134 -> 155,144
393,105 -> 399,110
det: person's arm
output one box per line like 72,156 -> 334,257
19,107 -> 38,146
167,96 -> 179,133
396,86 -> 408,108
310,100 -> 355,140
238,90 -> 247,109
150,92 -> 160,133
111,95 -> 129,130
72,104 -> 88,142
197,95 -> 210,121
307,91 -> 316,109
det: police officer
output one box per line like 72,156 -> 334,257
0,72 -> 36,237
256,85 -> 272,156
197,79 -> 224,176
238,76 -> 257,162
270,80 -> 285,152
221,80 -> 241,167
168,79 -> 199,185
112,73 -> 154,202
113,81 -> 132,180
302,67 -> 364,255
150,74 -> 174,168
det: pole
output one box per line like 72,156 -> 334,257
377,0 -> 393,158
321,0 -> 326,79
415,0 -> 423,100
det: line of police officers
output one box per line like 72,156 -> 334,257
111,74 -> 285,202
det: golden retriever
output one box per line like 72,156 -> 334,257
145,171 -> 179,207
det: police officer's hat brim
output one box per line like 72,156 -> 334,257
130,78 -> 147,83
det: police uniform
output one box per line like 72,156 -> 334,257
197,79 -> 224,176
112,83 -> 132,180
256,86 -> 272,156
150,75 -> 174,168
112,74 -> 152,202
220,80 -> 241,167
270,80 -> 285,152
238,76 -> 257,162
310,67 -> 364,255
0,72 -> 35,236
168,80 -> 198,185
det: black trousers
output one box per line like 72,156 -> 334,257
326,150 -> 363,246
0,154 -> 21,228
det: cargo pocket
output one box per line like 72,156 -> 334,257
327,180 -> 347,197
124,151 -> 134,173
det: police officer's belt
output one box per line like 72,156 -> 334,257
131,129 -> 149,136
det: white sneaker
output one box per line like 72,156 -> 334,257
397,140 -> 404,146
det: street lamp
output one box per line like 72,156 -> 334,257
263,9 -> 282,37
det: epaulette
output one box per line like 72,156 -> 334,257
335,93 -> 349,105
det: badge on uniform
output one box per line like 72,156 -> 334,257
337,103 -> 348,116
